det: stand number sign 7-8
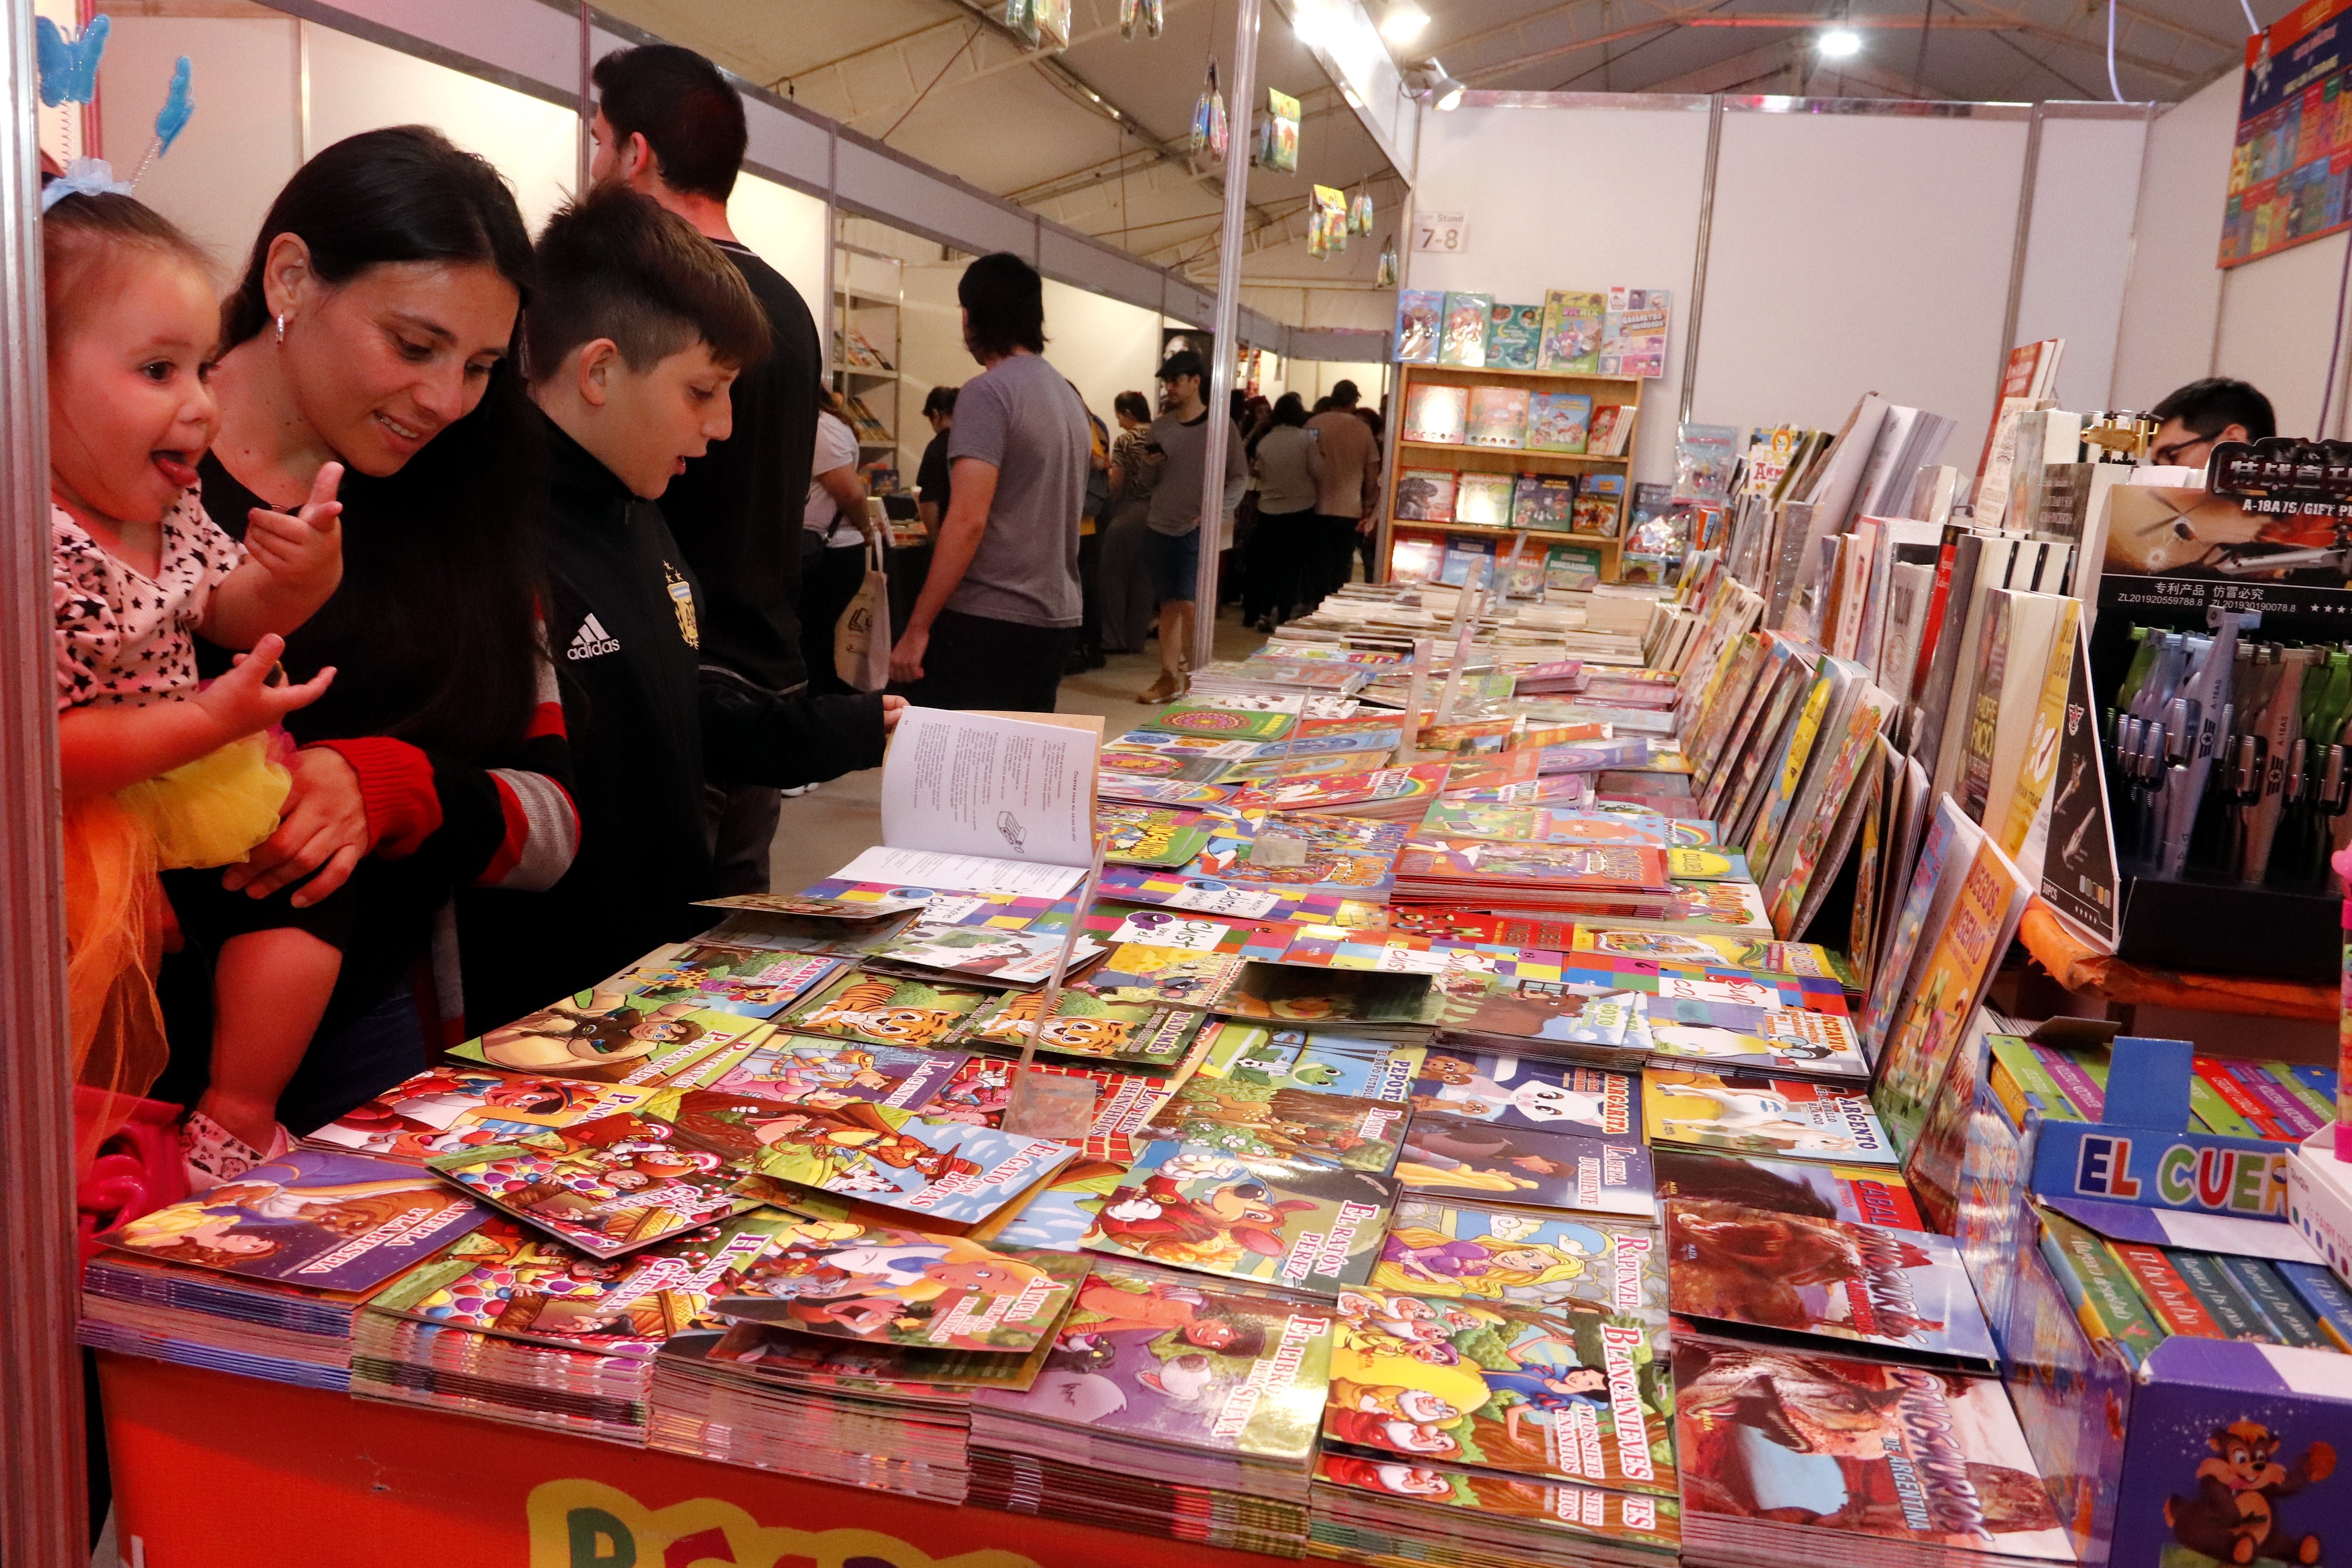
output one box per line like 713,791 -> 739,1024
1413,211 -> 1469,253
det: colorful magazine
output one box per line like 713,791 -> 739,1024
1140,1076 -> 1408,1173
1073,941 -> 1250,1010
1525,393 -> 1593,454
1081,1142 -> 1399,1297
716,1218 -> 1089,1352
1641,1068 -> 1899,1166
101,1149 -> 489,1291
668,1033 -> 969,1112
1326,1287 -> 1675,1496
727,1096 -> 1080,1226
1409,1053 -> 1639,1137
601,943 -> 844,1019
426,1111 -> 762,1259
1651,1148 -> 1926,1231
1465,387 -> 1531,449
956,987 -> 1204,1069
448,992 -> 770,1084
779,971 -> 995,1051
305,1067 -> 663,1164
1537,290 -> 1605,373
1438,293 -> 1493,367
1374,1198 -> 1666,1314
1395,1121 -> 1657,1220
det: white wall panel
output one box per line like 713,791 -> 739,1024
2215,229 -> 2350,439
1040,279 -> 1168,431
1692,108 -> 2029,461
727,176 -> 829,325
2112,71 -> 2240,412
2013,111 -> 2153,418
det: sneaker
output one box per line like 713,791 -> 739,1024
181,1111 -> 291,1193
1137,672 -> 1184,704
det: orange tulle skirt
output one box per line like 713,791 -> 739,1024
65,733 -> 291,1167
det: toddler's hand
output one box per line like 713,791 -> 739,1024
194,633 -> 335,740
242,462 -> 344,606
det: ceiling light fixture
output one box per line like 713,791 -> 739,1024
1405,58 -> 1466,111
1818,27 -> 1863,57
1381,1 -> 1431,45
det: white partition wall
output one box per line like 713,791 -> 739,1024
728,177 -> 830,321
2013,109 -> 2154,415
2111,72 -> 2240,414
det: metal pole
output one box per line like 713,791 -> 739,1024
0,0 -> 90,1560
1191,0 -> 1261,675
576,0 -> 592,191
1994,102 -> 2044,390
1678,94 -> 1725,428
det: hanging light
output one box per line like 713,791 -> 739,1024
1817,27 -> 1863,57
1405,58 -> 1466,111
1381,1 -> 1430,45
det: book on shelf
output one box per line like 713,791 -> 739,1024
1512,472 -> 1578,532
1573,472 -> 1627,536
1599,286 -> 1669,378
1438,292 -> 1492,366
1401,383 -> 1469,445
1546,542 -> 1603,590
1395,289 -> 1441,365
1972,336 -> 2065,481
1464,386 -> 1530,449
1537,289 -> 1606,373
1524,392 -> 1593,453
1628,482 -> 1673,538
1484,301 -> 1544,370
1587,404 -> 1635,456
1437,537 -> 1497,587
1389,534 -> 1445,581
1453,471 -> 1515,527
1391,469 -> 1458,522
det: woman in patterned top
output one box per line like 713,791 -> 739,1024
44,178 -> 346,1178
154,128 -> 578,1143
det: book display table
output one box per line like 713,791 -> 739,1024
97,1354 -> 1295,1568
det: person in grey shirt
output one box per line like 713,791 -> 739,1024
888,253 -> 1088,711
1138,350 -> 1247,703
1243,392 -> 1325,631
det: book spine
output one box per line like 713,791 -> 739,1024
1998,599 -> 2080,856
2275,1259 -> 2352,1351
2165,1249 -> 2275,1341
2219,1060 -> 2324,1138
1987,1035 -> 2080,1123
2263,1064 -> 2340,1126
2194,1059 -> 2289,1140
2033,1043 -> 2107,1120
2037,1210 -> 2165,1365
2216,1254 -> 2326,1349
1960,592 -> 2012,824
2108,1242 -> 2223,1337
2189,1075 -> 2264,1139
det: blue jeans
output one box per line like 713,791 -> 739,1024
275,982 -> 429,1136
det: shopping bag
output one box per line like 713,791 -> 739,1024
834,529 -> 891,692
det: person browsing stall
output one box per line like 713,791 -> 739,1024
887,252 -> 1088,712
2148,377 -> 2277,471
458,188 -> 897,1031
916,384 -> 957,536
1139,349 -> 1248,704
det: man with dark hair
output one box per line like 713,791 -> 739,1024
2149,377 -> 2277,470
1306,376 -> 1380,608
463,186 -> 891,1028
916,383 -> 958,536
887,253 -> 1088,712
589,42 -> 847,895
1139,350 -> 1248,703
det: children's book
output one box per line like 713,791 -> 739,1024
1537,290 -> 1605,373
975,1257 -> 1335,1459
1525,393 -> 1593,454
1390,534 -> 1446,581
780,971 -> 995,1051
1137,704 -> 1297,741
667,1032 -> 969,1112
1097,751 -> 1236,785
865,921 -> 1108,987
1485,302 -> 1544,371
601,943 -> 845,1019
1545,543 -> 1603,589
1651,1147 -> 1925,1230
1644,995 -> 1870,1081
1453,471 -> 1515,527
1213,962 -> 1445,1032
715,1218 -> 1090,1353
1313,1453 -> 1685,1555
1587,405 -> 1634,457
1074,941 -> 1249,1010
368,1211 -> 790,1358
1199,1025 -> 1424,1103
1438,293 -> 1493,366
1326,1287 -> 1676,1496
1571,472 -> 1627,536
1433,976 -> 1648,1057
1395,290 -> 1441,365
1438,538 -> 1496,588
1191,811 -> 1411,902
657,1317 -> 1049,1398
1229,764 -> 1447,817
304,1067 -> 664,1164
695,890 -> 930,923
1641,1068 -> 1899,1166
1392,470 -> 1457,523
1141,1076 -> 1408,1174
427,1110 -> 764,1259
1598,286 -> 1669,378
1465,387 -> 1531,449
1081,1141 -> 1400,1297
1409,1052 -> 1640,1137
1402,386 -> 1469,446
1568,927 -> 1849,985
100,1150 -> 490,1291
1396,1118 -> 1656,1219
1421,802 -> 1671,847
1098,803 -> 1214,868
957,987 -> 1204,1070
1663,1199 -> 1997,1370
447,993 -> 770,1085
1375,1198 -> 1666,1313
720,1093 -> 1080,1226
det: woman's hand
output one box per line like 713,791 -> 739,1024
222,745 -> 369,907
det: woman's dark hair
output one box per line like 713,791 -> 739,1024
958,252 -> 1046,358
225,126 -> 546,762
922,384 -> 959,419
591,45 -> 747,202
1246,393 -> 1307,459
1113,390 -> 1151,424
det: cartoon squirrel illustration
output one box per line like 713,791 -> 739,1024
2164,1420 -> 2334,1565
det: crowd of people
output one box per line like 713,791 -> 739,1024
42,39 -> 1387,1192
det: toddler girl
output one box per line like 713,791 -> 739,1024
46,172 -> 345,1185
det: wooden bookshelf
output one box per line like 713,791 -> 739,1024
1378,361 -> 1645,586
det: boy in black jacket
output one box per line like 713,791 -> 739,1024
457,188 -> 898,1031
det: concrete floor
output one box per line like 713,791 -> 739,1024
765,606 -> 1269,895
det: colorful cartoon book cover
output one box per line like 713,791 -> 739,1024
670,1033 -> 969,1112
1485,302 -> 1544,371
1525,392 -> 1593,454
1191,811 -> 1411,902
1073,941 -> 1250,1010
1453,470 -> 1516,526
447,992 -> 770,1084
1643,995 -> 1870,1080
956,987 -> 1204,1069
779,971 -> 995,1050
1402,385 -> 1469,445
1392,468 -> 1458,522
1325,1287 -> 1676,1496
714,1218 -> 1089,1352
1537,290 -> 1605,374
696,890 -> 929,922
1229,764 -> 1446,815
730,1097 -> 1080,1226
1421,802 -> 1672,847
1569,927 -> 1849,985
1872,833 -> 2029,1154
100,1149 -> 490,1291
1672,1337 -> 2072,1556
1409,1052 -> 1639,1137
1098,803 -> 1214,868
305,1067 -> 663,1164
368,1211 -> 789,1357
1097,751 -> 1236,784
1438,293 -> 1494,367
866,921 -> 1106,987
1571,472 -> 1626,537
983,1157 -> 1133,1252
1199,1025 -> 1425,1103
1140,1075 -> 1408,1174
974,1257 -> 1335,1458
1664,1199 -> 1998,1369
425,1109 -> 764,1259
1097,775 -> 1237,809
1641,1068 -> 1899,1166
1396,1117 -> 1654,1219
1465,386 -> 1531,449
1434,976 -> 1648,1055
1397,838 -> 1675,893
1212,962 -> 1446,1030
1598,287 -> 1670,380
1651,1148 -> 1925,1231
1094,865 -> 1348,925
658,1316 -> 1051,1397
1313,1452 -> 1683,1553
1138,704 -> 1297,741
599,942 -> 844,1019
1081,1142 -> 1399,1297
1395,290 -> 1441,365
1512,473 -> 1578,532
1375,1198 -> 1665,1315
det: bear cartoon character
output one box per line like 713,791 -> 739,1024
2164,1419 -> 2335,1565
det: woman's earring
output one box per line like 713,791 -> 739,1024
274,312 -> 287,346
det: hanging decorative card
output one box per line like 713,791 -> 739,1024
1120,0 -> 1165,41
1375,243 -> 1398,289
1259,88 -> 1301,173
1192,61 -> 1227,158
1310,184 -> 1349,259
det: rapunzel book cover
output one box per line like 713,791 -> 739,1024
1081,1142 -> 1399,1297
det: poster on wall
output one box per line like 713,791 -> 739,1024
2221,0 -> 2352,266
